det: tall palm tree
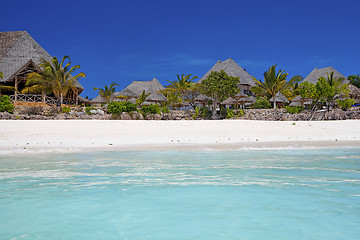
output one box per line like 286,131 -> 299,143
93,82 -> 118,103
167,74 -> 198,110
26,56 -> 86,104
348,74 -> 360,88
252,65 -> 294,109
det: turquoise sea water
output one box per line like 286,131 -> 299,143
0,148 -> 360,240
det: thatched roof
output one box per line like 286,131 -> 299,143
303,67 -> 349,84
194,94 -> 213,102
269,92 -> 289,103
78,96 -> 91,103
146,92 -> 167,102
198,58 -> 256,86
114,78 -> 164,97
91,95 -> 107,103
220,97 -> 236,105
289,101 -> 302,107
290,95 -> 312,105
234,92 -> 248,99
0,31 -> 83,90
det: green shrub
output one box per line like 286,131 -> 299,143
141,104 -> 161,114
285,106 -> 304,114
236,109 -> 244,117
251,97 -> 271,109
161,106 -> 170,114
225,108 -> 234,119
337,98 -> 356,111
0,95 -> 14,113
61,106 -> 71,114
107,101 -> 137,114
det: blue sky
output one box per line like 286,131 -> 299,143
2,0 -> 359,98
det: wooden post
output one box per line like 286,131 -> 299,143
14,76 -> 18,102
42,90 -> 45,103
75,89 -> 79,105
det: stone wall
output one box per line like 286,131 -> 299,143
1,105 -> 359,120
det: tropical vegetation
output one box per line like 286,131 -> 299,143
167,74 -> 198,110
252,65 -> 302,109
0,95 -> 14,113
25,56 -> 85,104
200,70 -> 240,117
93,82 -> 118,103
348,74 -> 360,88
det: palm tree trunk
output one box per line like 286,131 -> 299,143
182,92 -> 185,110
273,95 -> 276,109
60,93 -> 63,104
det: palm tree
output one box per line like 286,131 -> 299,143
348,74 -> 360,88
136,90 -> 150,106
252,65 -> 297,109
167,74 -> 198,110
26,56 -> 85,104
93,82 -> 119,103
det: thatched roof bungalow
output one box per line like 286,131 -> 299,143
92,78 -> 166,105
269,92 -> 289,104
304,67 -> 349,84
198,58 -> 256,94
0,31 -> 84,104
114,78 -> 165,98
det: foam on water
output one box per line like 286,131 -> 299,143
0,148 -> 359,239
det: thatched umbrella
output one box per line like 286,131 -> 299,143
91,95 -> 107,104
269,92 -> 289,103
145,92 -> 167,104
220,97 -> 237,105
289,95 -> 313,107
194,94 -> 213,107
141,101 -> 152,106
244,96 -> 256,107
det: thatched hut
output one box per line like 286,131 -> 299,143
289,95 -> 313,107
114,78 -> 165,99
194,94 -> 213,107
220,97 -> 236,106
0,31 -> 84,104
269,92 -> 289,107
145,92 -> 167,104
197,58 -> 256,95
303,67 -> 349,84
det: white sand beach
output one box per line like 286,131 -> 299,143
0,120 -> 359,154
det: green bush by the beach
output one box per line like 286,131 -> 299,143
108,101 -> 137,114
141,104 -> 161,114
0,95 -> 14,113
337,98 -> 355,111
226,108 -> 234,119
251,97 -> 271,109
285,106 -> 304,114
61,107 -> 71,114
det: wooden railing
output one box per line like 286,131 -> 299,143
9,94 -> 75,105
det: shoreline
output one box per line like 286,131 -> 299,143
0,120 -> 359,155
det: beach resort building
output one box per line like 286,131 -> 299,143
197,58 -> 256,95
304,66 -> 349,84
92,78 -> 166,105
0,31 -> 84,105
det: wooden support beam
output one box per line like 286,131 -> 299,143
75,89 -> 79,105
14,76 -> 18,101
